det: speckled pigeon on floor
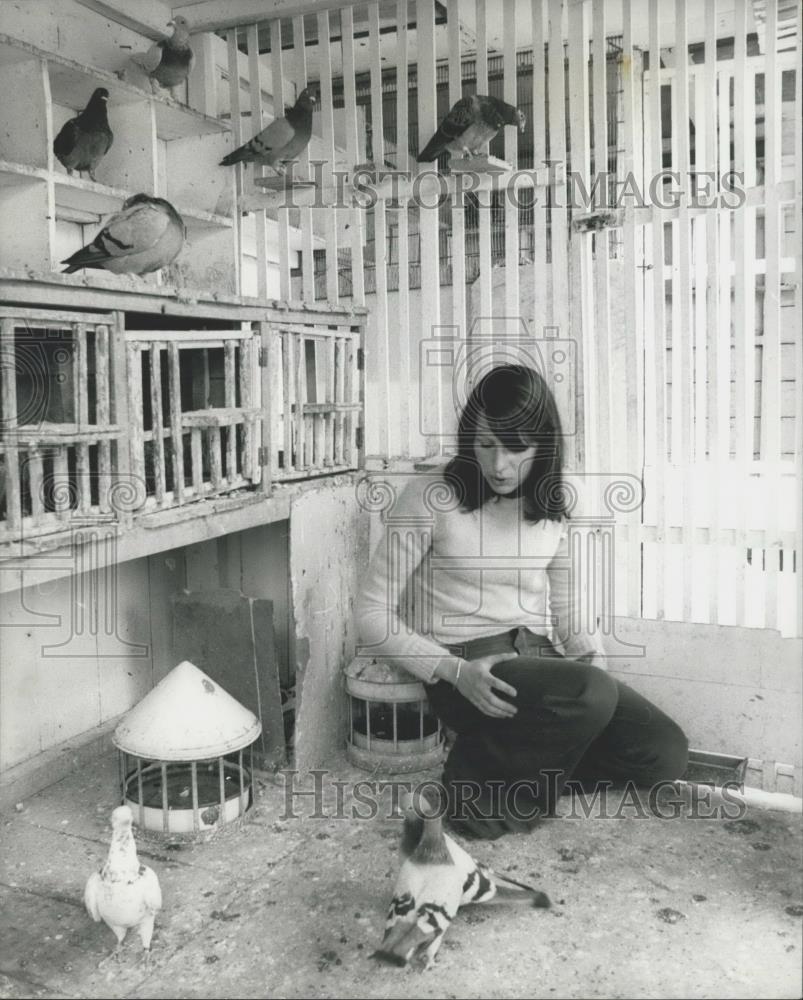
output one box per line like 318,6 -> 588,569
61,193 -> 185,275
372,790 -> 550,970
416,94 -> 526,162
53,88 -> 113,182
84,805 -> 162,965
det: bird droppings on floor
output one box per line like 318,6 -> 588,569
1,754 -> 802,1000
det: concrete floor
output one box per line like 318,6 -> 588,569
1,754 -> 802,1000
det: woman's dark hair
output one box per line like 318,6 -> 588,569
443,364 -> 568,523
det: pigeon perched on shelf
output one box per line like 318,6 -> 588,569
416,94 -> 526,162
219,88 -> 317,176
84,805 -> 162,965
61,194 -> 186,276
372,790 -> 550,970
53,88 -> 113,183
131,15 -> 194,94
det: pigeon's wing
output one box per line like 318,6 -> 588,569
459,861 -> 498,905
416,97 -> 477,160
84,871 -> 103,922
136,39 -> 166,73
476,94 -> 516,128
53,119 -> 79,160
436,97 -> 478,142
253,116 -> 297,155
140,866 -> 162,914
97,200 -> 170,258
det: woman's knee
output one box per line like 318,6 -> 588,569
650,720 -> 689,781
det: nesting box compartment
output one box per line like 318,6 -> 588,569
344,656 -> 445,773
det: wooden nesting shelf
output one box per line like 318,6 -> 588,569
181,408 -> 261,428
0,30 -> 237,295
448,154 -> 511,174
6,424 -> 121,445
251,177 -> 319,208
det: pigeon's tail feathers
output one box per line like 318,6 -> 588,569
61,246 -> 110,273
219,145 -> 250,167
492,872 -> 551,908
416,135 -> 446,162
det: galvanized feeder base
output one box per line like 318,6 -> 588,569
344,656 -> 446,775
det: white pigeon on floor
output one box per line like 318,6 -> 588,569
372,789 -> 550,970
84,805 -> 162,964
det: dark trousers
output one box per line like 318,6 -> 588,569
426,628 -> 688,838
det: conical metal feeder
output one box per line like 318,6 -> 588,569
113,661 -> 262,841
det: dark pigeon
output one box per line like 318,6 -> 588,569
417,94 -> 526,162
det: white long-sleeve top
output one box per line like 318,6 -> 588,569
354,475 -> 606,683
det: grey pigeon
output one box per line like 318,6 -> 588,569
416,94 -> 526,162
371,790 -> 549,970
53,88 -> 113,182
61,194 -> 185,275
133,15 -> 194,93
84,805 -> 162,965
220,88 -> 316,175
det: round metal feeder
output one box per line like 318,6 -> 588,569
344,656 -> 445,773
113,660 -> 262,841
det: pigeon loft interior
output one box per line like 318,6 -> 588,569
0,0 -> 801,997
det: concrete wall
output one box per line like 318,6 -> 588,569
289,480 -> 370,772
0,549 -> 182,774
610,618 -> 803,796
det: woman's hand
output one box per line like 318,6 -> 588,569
456,653 -> 519,718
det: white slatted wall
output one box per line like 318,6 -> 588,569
222,0 -> 801,638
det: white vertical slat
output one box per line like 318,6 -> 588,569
317,10 -> 339,306
270,19 -> 293,302
282,330 -> 294,474
226,31 -> 245,288
760,0 -> 781,631
74,324 -> 90,512
246,23 -> 269,301
732,0 -> 754,622
224,339 -> 237,480
127,343 -> 145,492
591,0 -> 612,477
475,0 -> 493,344
648,0 -> 667,618
795,1 -> 803,637
531,0 -> 548,337
149,343 -> 165,505
447,0 -> 466,346
28,448 -> 44,521
341,7 -> 365,307
703,0 -> 721,625
369,3 -> 391,459
397,0 -> 412,455
568,0 -> 593,472
417,0 -> 443,451
95,324 -> 111,514
240,332 -> 255,482
168,341 -> 183,504
293,15 -> 315,303
295,332 -> 307,469
547,0 -> 570,458
1,318 -> 20,531
716,65 -> 732,624
621,0 -> 643,619
674,0 -> 694,623
502,0 -> 519,336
